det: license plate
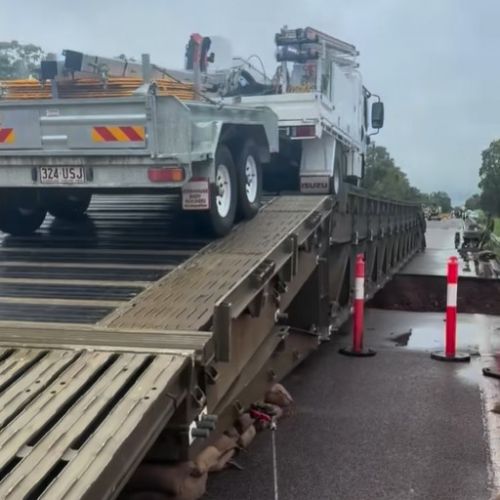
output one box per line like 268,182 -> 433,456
182,179 -> 210,210
39,166 -> 86,184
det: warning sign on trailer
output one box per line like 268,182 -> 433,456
182,179 -> 210,210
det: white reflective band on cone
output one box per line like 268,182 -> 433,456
355,277 -> 364,300
447,283 -> 457,307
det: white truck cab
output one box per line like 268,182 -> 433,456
235,26 -> 385,195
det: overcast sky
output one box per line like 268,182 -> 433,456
1,0 -> 499,204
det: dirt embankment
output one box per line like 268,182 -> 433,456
370,275 -> 500,315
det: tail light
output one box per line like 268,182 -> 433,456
291,125 -> 316,138
148,167 -> 185,183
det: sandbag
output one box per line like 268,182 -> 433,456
125,462 -> 205,498
211,448 -> 236,472
235,412 -> 254,433
224,426 -> 240,439
194,446 -> 220,475
175,472 -> 208,500
264,383 -> 293,407
238,424 -> 256,448
213,434 -> 238,454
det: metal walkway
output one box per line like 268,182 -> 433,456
0,195 -> 207,499
0,195 -> 207,326
105,196 -> 328,331
0,347 -> 189,500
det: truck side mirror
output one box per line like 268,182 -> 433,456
371,101 -> 384,129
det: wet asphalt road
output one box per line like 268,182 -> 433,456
402,218 -> 479,278
208,321 -> 491,500
207,220 -> 496,500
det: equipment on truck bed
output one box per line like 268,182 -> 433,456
37,40 -> 238,98
46,46 -> 212,90
275,26 -> 359,68
0,77 -> 196,101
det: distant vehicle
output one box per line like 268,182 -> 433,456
425,204 -> 441,220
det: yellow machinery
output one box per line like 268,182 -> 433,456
0,77 -> 195,101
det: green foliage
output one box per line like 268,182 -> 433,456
465,193 -> 481,210
0,41 -> 44,79
363,145 -> 421,201
363,144 -> 432,205
363,143 -> 452,209
479,139 -> 500,215
494,218 -> 500,237
426,191 -> 452,213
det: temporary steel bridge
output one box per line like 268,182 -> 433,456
0,190 -> 424,499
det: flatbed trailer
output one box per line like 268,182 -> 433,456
0,189 -> 424,499
0,91 -> 278,237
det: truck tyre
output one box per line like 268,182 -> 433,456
236,140 -> 262,219
0,193 -> 46,236
44,190 -> 92,220
205,145 -> 237,236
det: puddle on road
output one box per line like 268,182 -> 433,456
456,359 -> 484,386
367,309 -> 500,355
372,256 -> 500,353
375,311 -> 500,392
382,316 -> 496,387
389,329 -> 413,346
385,320 -> 486,352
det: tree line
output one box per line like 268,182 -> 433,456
464,139 -> 500,215
0,41 -> 44,79
363,144 -> 452,212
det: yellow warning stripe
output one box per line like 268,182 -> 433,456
91,129 -> 104,143
0,128 -> 15,144
91,126 -> 145,143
